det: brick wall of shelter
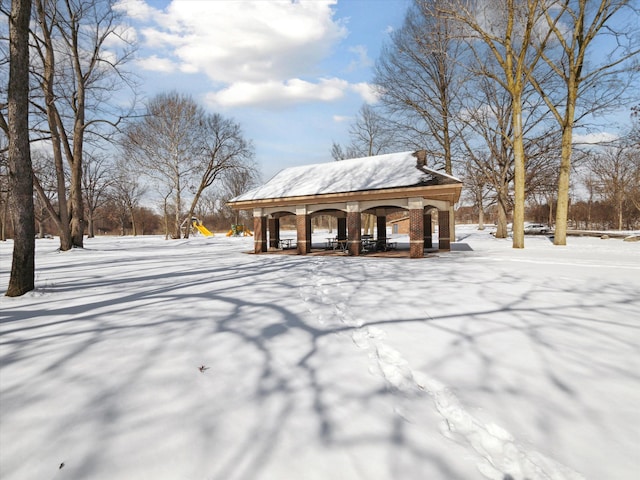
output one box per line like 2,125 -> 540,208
296,214 -> 311,254
409,208 -> 424,258
438,210 -> 450,250
254,216 -> 267,253
347,211 -> 361,256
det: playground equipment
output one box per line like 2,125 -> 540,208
193,221 -> 214,237
181,217 -> 214,237
226,224 -> 253,237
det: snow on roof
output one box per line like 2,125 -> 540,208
232,151 -> 461,202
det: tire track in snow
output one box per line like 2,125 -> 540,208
298,258 -> 585,480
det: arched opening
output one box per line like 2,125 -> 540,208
267,210 -> 296,250
359,205 -> 409,253
309,209 -> 347,250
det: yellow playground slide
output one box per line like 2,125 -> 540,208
192,221 -> 214,237
226,225 -> 253,236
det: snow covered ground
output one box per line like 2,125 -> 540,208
1,226 -> 639,480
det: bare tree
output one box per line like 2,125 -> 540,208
221,166 -> 260,226
31,150 -> 57,237
531,0 -> 640,245
628,108 -> 640,212
330,142 -> 359,161
109,158 -> 147,236
631,104 -> 640,145
0,134 -> 9,241
439,0 -> 555,248
83,151 -> 114,237
123,92 -> 254,238
458,72 -> 556,238
331,104 -> 394,161
3,0 -> 34,296
122,92 -> 203,239
375,0 -> 466,174
461,159 -> 491,229
350,104 -> 394,157
587,143 -> 639,230
29,0 -> 136,250
183,113 -> 254,238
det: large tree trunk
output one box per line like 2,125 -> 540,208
34,0 -> 72,251
1,198 -> 9,241
129,203 -> 138,236
33,175 -> 72,248
495,190 -> 510,239
6,0 -> 35,297
554,102 -> 575,246
476,188 -> 485,230
87,213 -> 95,238
70,154 -> 85,246
511,95 -> 526,249
174,176 -> 182,239
70,81 -> 86,247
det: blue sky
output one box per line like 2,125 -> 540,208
114,0 -> 411,181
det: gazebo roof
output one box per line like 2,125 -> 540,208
230,151 -> 462,206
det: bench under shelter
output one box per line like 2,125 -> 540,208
226,150 -> 463,259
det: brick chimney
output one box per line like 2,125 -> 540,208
412,150 -> 427,167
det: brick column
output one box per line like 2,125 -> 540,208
268,218 -> 280,249
347,202 -> 361,255
424,213 -> 433,249
337,217 -> 347,240
296,207 -> 311,255
408,198 -> 424,258
253,212 -> 267,254
438,209 -> 451,251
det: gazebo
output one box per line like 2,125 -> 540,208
227,150 -> 463,258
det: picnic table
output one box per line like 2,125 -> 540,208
361,237 -> 377,253
324,237 -> 397,254
278,238 -> 295,249
361,238 -> 398,253
380,239 -> 397,251
326,237 -> 348,253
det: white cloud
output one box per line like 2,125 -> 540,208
118,0 -> 378,108
347,45 -> 373,71
129,0 -> 346,83
206,77 -> 349,108
136,55 -> 176,73
113,0 -> 159,21
572,132 -> 620,144
103,24 -> 137,48
350,82 -> 379,104
333,115 -> 352,123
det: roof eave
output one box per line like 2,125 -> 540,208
227,183 -> 462,210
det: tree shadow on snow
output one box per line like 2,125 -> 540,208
1,242 -> 637,480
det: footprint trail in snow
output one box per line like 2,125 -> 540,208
298,258 -> 585,480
